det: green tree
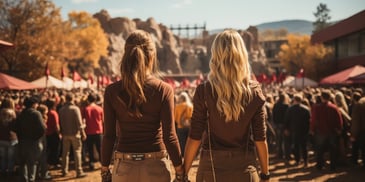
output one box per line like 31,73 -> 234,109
277,34 -> 333,81
313,3 -> 331,32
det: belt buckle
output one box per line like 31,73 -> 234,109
131,154 -> 145,161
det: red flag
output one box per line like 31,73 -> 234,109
195,73 -> 204,85
180,78 -> 190,88
255,73 -> 269,84
61,67 -> 65,79
278,72 -> 286,83
88,73 -> 94,84
103,75 -> 110,85
296,68 -> 304,78
72,71 -> 81,81
271,73 -> 277,83
45,62 -> 50,78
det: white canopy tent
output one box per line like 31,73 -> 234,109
62,77 -> 88,90
32,76 -> 90,90
31,76 -> 65,89
283,76 -> 318,89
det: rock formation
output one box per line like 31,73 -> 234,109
93,10 -> 182,76
93,9 -> 269,77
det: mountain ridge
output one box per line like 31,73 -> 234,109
256,19 -> 314,35
209,19 -> 314,35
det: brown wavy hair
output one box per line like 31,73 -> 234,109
120,30 -> 158,117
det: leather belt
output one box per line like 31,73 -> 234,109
114,151 -> 167,161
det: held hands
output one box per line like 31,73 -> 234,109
101,166 -> 112,182
174,165 -> 190,182
174,173 -> 189,182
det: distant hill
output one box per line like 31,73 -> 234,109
256,19 -> 314,35
208,19 -> 314,35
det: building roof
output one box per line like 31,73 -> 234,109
311,10 -> 365,44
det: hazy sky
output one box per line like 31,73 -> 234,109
52,0 -> 365,30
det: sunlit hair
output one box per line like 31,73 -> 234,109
208,29 -> 252,122
0,98 -> 15,110
335,91 -> 348,113
179,91 -> 192,107
120,30 -> 158,117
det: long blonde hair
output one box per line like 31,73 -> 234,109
208,29 -> 252,122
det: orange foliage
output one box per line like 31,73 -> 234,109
277,34 -> 333,80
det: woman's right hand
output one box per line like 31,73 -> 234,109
174,165 -> 189,182
101,166 -> 112,182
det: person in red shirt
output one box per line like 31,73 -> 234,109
45,98 -> 61,167
311,89 -> 343,171
82,93 -> 103,170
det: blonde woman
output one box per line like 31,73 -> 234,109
174,91 -> 193,156
183,29 -> 270,182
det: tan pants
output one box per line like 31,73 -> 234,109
61,135 -> 84,175
112,151 -> 171,182
196,150 -> 260,182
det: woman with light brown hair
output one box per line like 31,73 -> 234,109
100,30 -> 183,182
183,29 -> 270,182
0,98 -> 17,175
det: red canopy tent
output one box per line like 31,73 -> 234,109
0,72 -> 40,90
320,65 -> 365,85
349,73 -> 365,83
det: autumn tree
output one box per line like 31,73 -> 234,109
313,3 -> 331,32
0,1 -> 108,81
0,0 -> 66,80
277,34 -> 334,81
259,28 -> 288,41
64,11 -> 108,78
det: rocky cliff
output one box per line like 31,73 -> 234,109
93,9 -> 182,76
93,9 -> 270,77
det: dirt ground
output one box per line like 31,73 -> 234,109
2,152 -> 364,182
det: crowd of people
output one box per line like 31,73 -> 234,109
263,84 -> 365,171
0,29 -> 365,182
0,88 -> 104,181
0,85 -> 365,179
0,76 -> 365,181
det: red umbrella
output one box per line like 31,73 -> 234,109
0,72 -> 40,90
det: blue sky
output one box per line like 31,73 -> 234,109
52,0 -> 365,30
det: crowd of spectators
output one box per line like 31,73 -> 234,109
0,83 -> 364,180
0,88 -> 104,181
264,84 -> 365,171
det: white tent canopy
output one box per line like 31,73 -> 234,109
31,76 -> 65,89
62,77 -> 88,90
32,76 -> 90,89
283,76 -> 318,89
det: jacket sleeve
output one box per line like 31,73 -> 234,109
101,86 -> 117,166
251,87 -> 267,142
